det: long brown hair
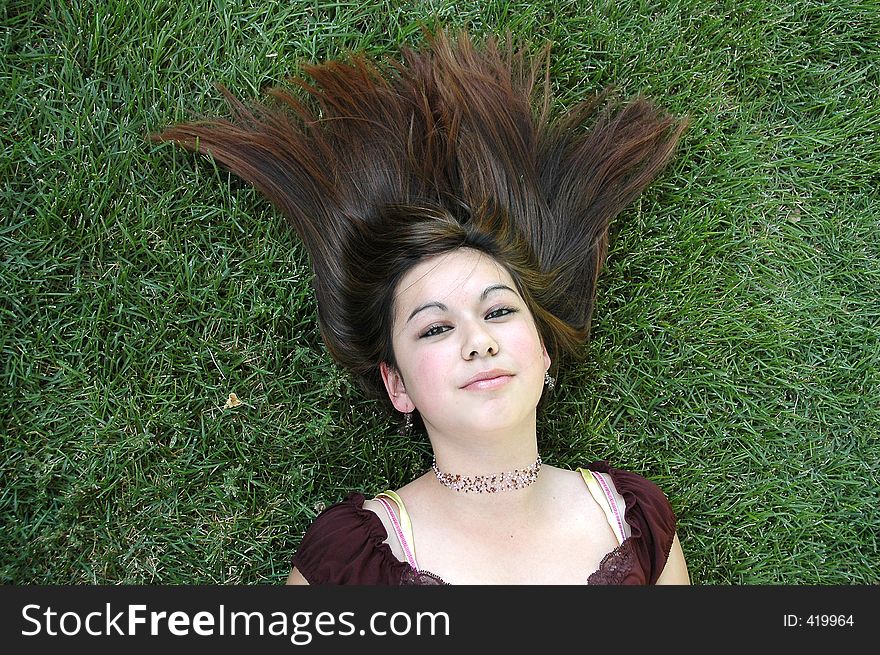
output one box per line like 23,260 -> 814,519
152,29 -> 686,410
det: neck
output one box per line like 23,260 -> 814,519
432,454 -> 542,493
425,417 -> 539,477
423,418 -> 544,506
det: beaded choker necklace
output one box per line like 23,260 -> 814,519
431,455 -> 543,493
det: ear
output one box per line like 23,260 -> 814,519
379,362 -> 415,413
541,341 -> 551,372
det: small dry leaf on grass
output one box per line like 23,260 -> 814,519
224,392 -> 242,408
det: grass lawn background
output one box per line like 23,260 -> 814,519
3,0 -> 878,584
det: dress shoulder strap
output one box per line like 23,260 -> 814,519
578,468 -> 629,545
374,490 -> 418,570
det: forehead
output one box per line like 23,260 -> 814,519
394,248 -> 514,308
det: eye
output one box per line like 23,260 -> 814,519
486,307 -> 517,320
420,324 -> 451,338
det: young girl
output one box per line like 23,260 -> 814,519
154,29 -> 690,584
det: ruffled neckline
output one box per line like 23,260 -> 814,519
397,537 -> 636,585
356,461 -> 641,585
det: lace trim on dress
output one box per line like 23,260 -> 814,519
400,568 -> 449,585
396,538 -> 636,586
586,539 -> 636,585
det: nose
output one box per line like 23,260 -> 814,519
462,321 -> 499,359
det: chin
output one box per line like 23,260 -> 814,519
459,405 -> 538,434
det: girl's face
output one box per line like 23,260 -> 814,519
380,248 -> 551,437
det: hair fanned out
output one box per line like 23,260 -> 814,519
153,29 -> 686,403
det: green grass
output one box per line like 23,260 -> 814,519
2,0 -> 878,584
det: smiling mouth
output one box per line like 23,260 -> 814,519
461,375 -> 513,391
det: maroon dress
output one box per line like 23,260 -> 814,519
291,461 -> 677,585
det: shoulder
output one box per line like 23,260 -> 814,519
584,461 -> 675,525
583,461 -> 679,584
291,492 -> 411,585
361,497 -> 408,563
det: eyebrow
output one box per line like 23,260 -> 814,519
405,284 -> 518,323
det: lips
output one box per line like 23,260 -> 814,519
460,369 -> 514,390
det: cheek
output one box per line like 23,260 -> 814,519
509,326 -> 545,363
412,349 -> 448,388
396,344 -> 449,400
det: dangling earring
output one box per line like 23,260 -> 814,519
403,411 -> 413,436
544,372 -> 556,390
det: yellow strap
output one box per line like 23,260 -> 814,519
375,490 -> 416,552
578,468 -> 626,545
